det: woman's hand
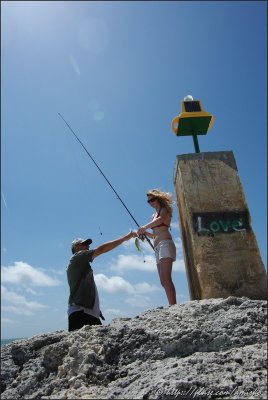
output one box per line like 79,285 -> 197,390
125,231 -> 137,241
137,226 -> 146,236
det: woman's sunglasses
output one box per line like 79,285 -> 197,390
147,197 -> 157,204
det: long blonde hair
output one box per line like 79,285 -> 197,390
147,189 -> 173,215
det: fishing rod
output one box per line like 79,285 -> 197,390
58,113 -> 154,250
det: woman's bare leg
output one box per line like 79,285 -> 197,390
157,258 -> 176,305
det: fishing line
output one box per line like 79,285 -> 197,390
58,113 -> 154,250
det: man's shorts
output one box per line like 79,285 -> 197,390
154,240 -> 176,264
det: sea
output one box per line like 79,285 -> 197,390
1,338 -> 26,346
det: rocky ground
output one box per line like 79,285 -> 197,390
1,296 -> 267,399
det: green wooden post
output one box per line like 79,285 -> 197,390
193,135 -> 200,153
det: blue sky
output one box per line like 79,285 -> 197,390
1,1 -> 267,339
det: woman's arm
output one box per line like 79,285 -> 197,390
142,231 -> 154,239
137,208 -> 169,235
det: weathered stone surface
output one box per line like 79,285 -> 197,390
173,151 -> 267,300
1,297 -> 267,399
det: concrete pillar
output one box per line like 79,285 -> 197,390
173,151 -> 267,300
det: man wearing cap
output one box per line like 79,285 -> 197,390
67,231 -> 135,332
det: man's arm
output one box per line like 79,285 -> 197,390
92,231 -> 135,260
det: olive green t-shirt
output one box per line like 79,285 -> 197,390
66,249 -> 96,309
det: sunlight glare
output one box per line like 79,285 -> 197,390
4,1 -> 66,37
77,17 -> 109,54
69,54 -> 81,76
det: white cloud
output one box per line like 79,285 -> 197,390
109,236 -> 185,274
95,274 -> 134,294
25,288 -> 37,295
174,236 -> 183,251
170,221 -> 180,231
177,293 -> 189,300
173,258 -> 185,273
1,261 -> 61,287
110,253 -> 157,274
1,285 -> 48,316
125,295 -> 154,309
134,282 -> 160,293
103,308 -> 128,318
1,317 -> 18,325
95,273 -> 160,295
48,267 -> 65,276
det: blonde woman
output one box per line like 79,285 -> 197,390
137,189 -> 177,305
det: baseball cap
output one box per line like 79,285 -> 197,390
71,238 -> 92,253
